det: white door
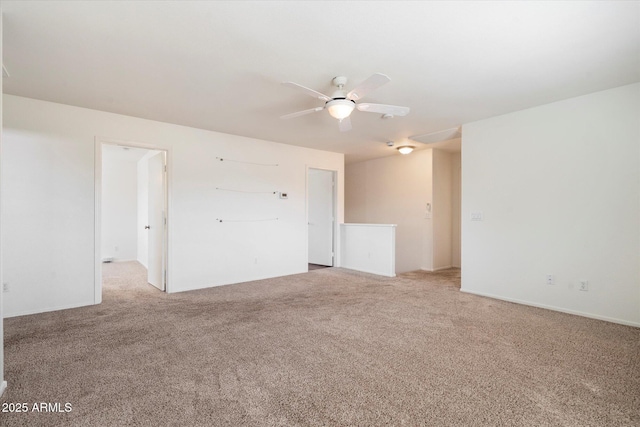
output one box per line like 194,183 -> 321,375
147,152 -> 166,290
308,169 -> 334,266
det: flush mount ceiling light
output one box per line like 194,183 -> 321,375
397,146 -> 415,155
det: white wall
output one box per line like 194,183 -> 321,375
433,149 -> 453,270
345,150 -> 433,273
0,10 -> 6,397
451,152 -> 461,268
101,148 -> 138,261
345,148 -> 460,274
341,224 -> 396,277
2,95 -> 344,317
462,83 -> 640,326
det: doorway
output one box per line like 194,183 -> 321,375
95,140 -> 169,302
308,168 -> 336,271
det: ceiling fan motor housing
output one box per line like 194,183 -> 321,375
332,76 -> 348,87
327,77 -> 354,120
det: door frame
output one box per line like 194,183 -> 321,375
306,166 -> 337,267
94,137 -> 172,303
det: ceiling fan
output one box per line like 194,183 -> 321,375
280,73 -> 410,132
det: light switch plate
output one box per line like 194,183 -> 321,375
470,211 -> 483,221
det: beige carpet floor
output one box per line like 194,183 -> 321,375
1,262 -> 638,426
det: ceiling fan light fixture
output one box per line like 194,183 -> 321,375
326,99 -> 355,120
397,146 -> 415,155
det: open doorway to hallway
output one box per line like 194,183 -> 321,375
98,142 -> 168,296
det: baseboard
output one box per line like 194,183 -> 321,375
0,381 -> 7,398
460,288 -> 640,328
341,266 -> 395,278
4,299 -> 96,319
421,266 -> 458,272
169,269 -> 314,294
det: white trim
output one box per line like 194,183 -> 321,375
420,265 -> 455,273
342,267 -> 396,278
94,140 -> 102,304
1,9 -> 5,393
95,137 -> 172,299
460,288 -> 640,328
342,223 -> 397,227
4,300 -> 94,318
170,271 -> 306,294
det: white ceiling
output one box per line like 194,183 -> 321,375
3,1 -> 639,163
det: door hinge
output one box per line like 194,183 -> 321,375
164,165 -> 167,172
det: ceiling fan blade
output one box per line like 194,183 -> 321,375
338,116 -> 352,132
282,81 -> 332,102
280,106 -> 324,120
357,103 -> 410,116
347,73 -> 391,101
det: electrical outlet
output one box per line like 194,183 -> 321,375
579,280 -> 589,291
546,275 -> 555,285
3,283 -> 9,292
114,246 -> 119,252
